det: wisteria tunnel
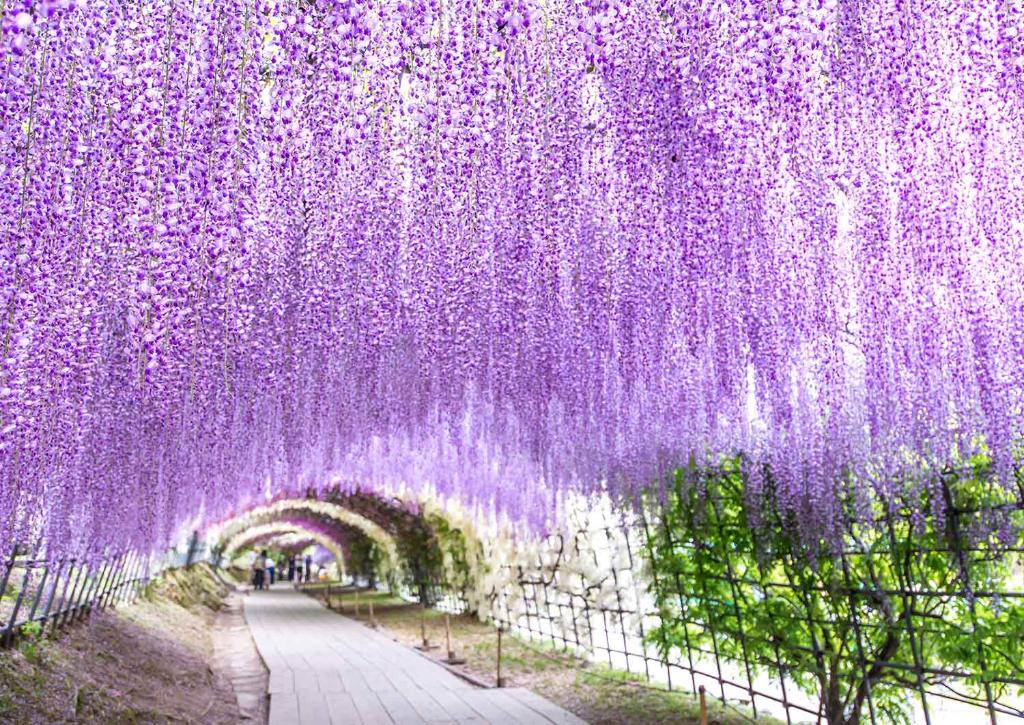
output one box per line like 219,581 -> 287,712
1,0 -> 1023,723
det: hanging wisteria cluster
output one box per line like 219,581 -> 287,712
1,0 -> 1022,557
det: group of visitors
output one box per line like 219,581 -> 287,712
285,554 -> 314,583
250,550 -> 315,590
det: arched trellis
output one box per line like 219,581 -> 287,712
221,521 -> 347,579
264,532 -> 320,553
206,488 -> 492,606
328,489 -> 504,609
207,498 -> 401,575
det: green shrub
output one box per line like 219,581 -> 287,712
645,462 -> 1024,725
18,620 -> 44,664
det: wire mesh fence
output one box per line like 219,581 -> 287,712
479,478 -> 1024,725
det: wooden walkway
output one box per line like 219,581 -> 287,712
243,584 -> 587,725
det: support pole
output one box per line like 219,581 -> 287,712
78,559 -> 105,621
108,552 -> 134,608
39,558 -> 66,628
416,602 -> 438,650
69,563 -> 90,623
99,552 -> 127,611
0,545 -> 17,613
699,685 -> 708,725
443,612 -> 466,665
58,563 -> 85,630
2,565 -> 30,646
496,626 -> 507,688
25,560 -> 51,624
120,554 -> 142,605
128,556 -> 148,604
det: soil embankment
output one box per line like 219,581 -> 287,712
0,563 -> 267,724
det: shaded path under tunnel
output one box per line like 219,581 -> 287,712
243,584 -> 587,724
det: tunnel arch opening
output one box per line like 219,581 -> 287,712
205,487 -> 487,607
221,521 -> 348,580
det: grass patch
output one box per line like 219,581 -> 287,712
142,562 -> 230,610
575,664 -> 780,724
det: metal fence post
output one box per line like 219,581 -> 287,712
64,561 -> 90,622
1,565 -> 29,646
100,554 -> 125,611
38,557 -> 66,628
25,559 -> 51,624
99,556 -> 117,611
132,555 -> 153,603
126,556 -> 143,604
77,561 -> 101,621
56,561 -> 84,630
185,531 -> 200,568
0,544 -> 19,612
100,552 -> 128,610
116,552 -> 139,605
108,552 -> 129,607
119,551 -> 138,605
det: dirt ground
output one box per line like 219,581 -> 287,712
0,564 -> 265,724
310,586 -> 781,725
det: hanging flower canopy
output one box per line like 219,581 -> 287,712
1,0 -> 1021,557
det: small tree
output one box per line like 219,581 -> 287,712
646,462 -> 1024,724
348,536 -> 384,588
425,512 -> 474,606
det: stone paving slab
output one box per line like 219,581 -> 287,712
244,584 -> 588,725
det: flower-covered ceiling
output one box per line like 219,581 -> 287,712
1,0 -> 1021,556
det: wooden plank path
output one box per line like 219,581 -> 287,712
243,584 -> 588,725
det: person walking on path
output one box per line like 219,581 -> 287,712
264,551 -> 276,586
304,554 -> 312,583
287,555 -> 296,582
252,554 -> 265,591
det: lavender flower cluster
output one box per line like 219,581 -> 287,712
1,0 -> 1021,557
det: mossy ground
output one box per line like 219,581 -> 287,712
307,585 -> 785,725
0,563 -> 240,724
